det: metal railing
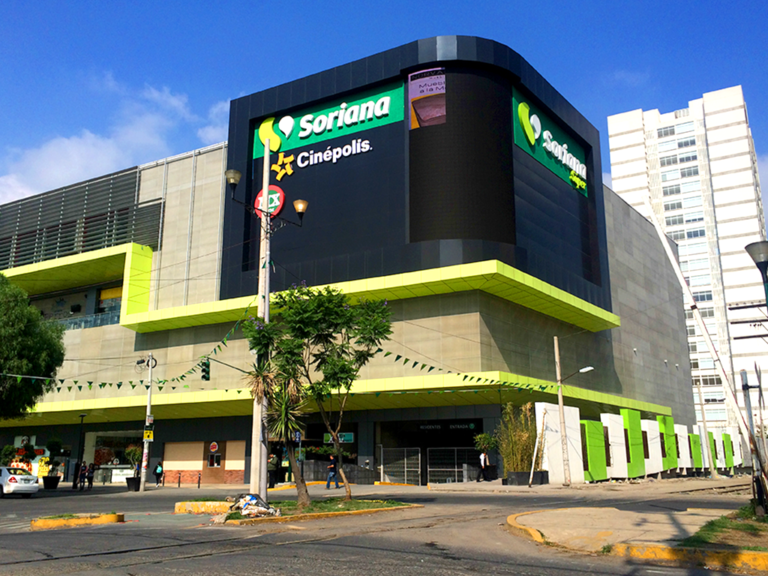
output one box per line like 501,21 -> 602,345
377,446 -> 421,485
427,447 -> 479,483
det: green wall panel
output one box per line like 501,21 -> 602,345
656,415 -> 678,471
689,433 -> 703,468
621,408 -> 645,479
581,420 -> 608,482
723,433 -> 734,469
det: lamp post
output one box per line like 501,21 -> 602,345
554,335 -> 593,487
225,158 -> 307,499
72,412 -> 87,489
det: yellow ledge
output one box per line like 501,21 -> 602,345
2,248 -> 619,334
612,543 -> 768,572
30,513 -> 125,531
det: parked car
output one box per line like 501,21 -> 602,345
0,467 -> 39,498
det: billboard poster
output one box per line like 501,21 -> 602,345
408,68 -> 446,129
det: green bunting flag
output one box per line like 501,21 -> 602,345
171,387 -> 176,390
376,348 -> 383,353
384,351 -> 392,357
45,379 -> 50,386
98,383 -> 105,389
412,361 -> 418,369
158,386 -> 164,392
67,386 -> 72,392
77,386 -> 82,391
16,376 -> 22,384
56,387 -> 61,393
59,379 -> 65,384
116,383 -> 122,389
420,364 -> 427,370
395,355 -> 402,362
87,384 -> 92,390
145,385 -> 150,390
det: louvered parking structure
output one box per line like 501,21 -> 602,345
0,168 -> 163,270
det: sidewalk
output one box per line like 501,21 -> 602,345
506,476 -> 768,572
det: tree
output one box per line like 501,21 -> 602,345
0,445 -> 16,466
244,317 -> 312,508
0,274 -> 65,420
247,284 -> 392,501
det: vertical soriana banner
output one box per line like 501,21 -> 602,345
408,68 -> 446,129
512,87 -> 588,197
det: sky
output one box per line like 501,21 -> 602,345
1,1 -> 767,205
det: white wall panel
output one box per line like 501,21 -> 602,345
536,402 -> 584,485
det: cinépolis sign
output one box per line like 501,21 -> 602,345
512,88 -> 588,196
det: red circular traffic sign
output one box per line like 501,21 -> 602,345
254,185 -> 285,218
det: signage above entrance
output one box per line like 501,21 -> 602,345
324,433 -> 354,444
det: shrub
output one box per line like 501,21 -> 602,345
495,402 -> 541,474
473,433 -> 497,453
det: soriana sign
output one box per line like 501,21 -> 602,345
512,88 -> 588,196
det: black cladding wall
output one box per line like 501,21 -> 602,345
223,36 -> 611,312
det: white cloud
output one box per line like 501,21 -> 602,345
0,80 -> 226,204
602,172 -> 612,189
197,100 -> 230,145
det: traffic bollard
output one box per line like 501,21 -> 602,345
197,472 -> 201,489
177,472 -> 181,488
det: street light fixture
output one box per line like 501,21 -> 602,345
226,158 -> 308,499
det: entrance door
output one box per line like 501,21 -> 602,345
201,441 -> 226,484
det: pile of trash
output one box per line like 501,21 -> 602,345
230,494 -> 281,517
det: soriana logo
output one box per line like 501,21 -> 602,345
253,83 -> 404,163
513,88 -> 588,196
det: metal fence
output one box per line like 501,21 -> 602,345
427,447 -> 479,483
377,446 -> 421,485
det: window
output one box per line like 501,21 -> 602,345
693,374 -> 721,386
669,230 -> 686,241
681,180 -> 701,193
687,228 -> 705,239
685,211 -> 704,223
681,258 -> 709,272
681,166 -> 699,178
676,121 -> 695,134
660,434 -> 667,458
642,431 -> 650,459
581,424 -> 589,472
678,137 -> 696,148
689,342 -> 697,353
660,155 -> 679,167
662,169 -> 680,182
687,326 -> 696,336
666,215 -> 684,227
603,426 -> 612,467
624,429 -> 631,463
658,140 -> 678,152
663,184 -> 681,196
698,358 -> 715,370
208,454 -> 221,468
683,196 -> 703,209
658,126 -> 676,138
705,408 -> 727,421
689,274 -> 711,287
700,308 -> 715,319
679,151 -> 698,163
679,242 -> 707,256
693,290 -> 713,302
664,200 -> 683,211
688,436 -> 693,459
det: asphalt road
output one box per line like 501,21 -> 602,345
0,482 -> 746,575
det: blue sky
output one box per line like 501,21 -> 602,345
1,1 -> 766,204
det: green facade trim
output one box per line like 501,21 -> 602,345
581,420 -> 608,482
723,433 -> 734,469
689,433 -> 703,468
621,409 -> 646,479
656,415 -> 678,471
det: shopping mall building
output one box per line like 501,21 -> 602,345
0,36 -> 697,485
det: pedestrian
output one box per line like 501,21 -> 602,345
267,453 -> 278,489
79,462 -> 87,491
326,455 -> 340,489
476,451 -> 490,482
86,463 -> 95,491
154,460 -> 163,487
72,460 -> 80,490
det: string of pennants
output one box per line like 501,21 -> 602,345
372,348 -> 553,395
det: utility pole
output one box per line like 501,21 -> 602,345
249,139 -> 271,499
554,336 -> 571,486
139,352 -> 154,492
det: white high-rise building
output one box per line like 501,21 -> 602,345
608,86 -> 766,432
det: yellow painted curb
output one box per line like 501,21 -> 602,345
268,481 -> 343,492
228,503 -> 423,525
174,501 -> 231,514
613,543 -> 768,572
506,512 -> 546,543
30,513 -> 124,531
374,481 -> 417,487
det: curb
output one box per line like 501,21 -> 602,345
175,501 -> 231,514
506,512 -> 546,543
30,513 -> 124,531
612,543 -> 768,572
374,481 -> 417,487
228,503 -> 423,525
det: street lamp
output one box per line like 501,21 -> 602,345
72,412 -> 87,489
226,158 -> 308,499
746,241 -> 768,303
554,335 -> 594,487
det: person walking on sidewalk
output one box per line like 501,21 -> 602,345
86,463 -> 95,491
154,461 -> 164,487
78,462 -> 88,491
476,451 -> 490,482
326,455 -> 340,489
267,453 -> 279,488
